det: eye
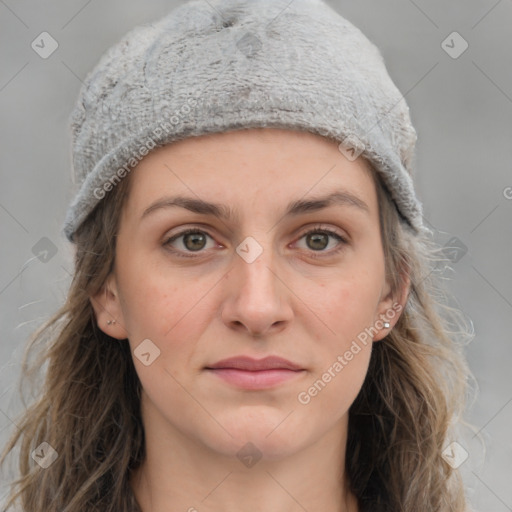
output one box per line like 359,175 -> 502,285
294,225 -> 348,258
163,224 -> 348,259
163,228 -> 217,257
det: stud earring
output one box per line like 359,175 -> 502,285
383,322 -> 390,329
107,320 -> 116,325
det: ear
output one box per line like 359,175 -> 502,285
372,271 -> 410,342
89,273 -> 129,340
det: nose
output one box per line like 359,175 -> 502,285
221,242 -> 293,338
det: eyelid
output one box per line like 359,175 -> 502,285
295,223 -> 349,244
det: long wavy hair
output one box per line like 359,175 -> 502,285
1,146 -> 476,512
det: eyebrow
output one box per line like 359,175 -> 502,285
140,190 -> 370,223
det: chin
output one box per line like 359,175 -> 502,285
205,433 -> 304,464
206,407 -> 308,459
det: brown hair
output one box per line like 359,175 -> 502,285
1,148 -> 475,512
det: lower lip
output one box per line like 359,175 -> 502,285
205,368 -> 304,389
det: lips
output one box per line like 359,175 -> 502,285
205,356 -> 303,372
204,356 -> 305,390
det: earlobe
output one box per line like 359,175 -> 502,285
372,274 -> 410,342
89,275 -> 129,340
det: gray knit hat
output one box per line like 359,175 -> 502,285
62,0 -> 425,243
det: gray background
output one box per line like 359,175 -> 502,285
1,0 -> 511,510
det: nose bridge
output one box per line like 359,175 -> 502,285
235,233 -> 279,300
223,231 -> 291,335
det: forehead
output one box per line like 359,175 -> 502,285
123,127 -> 378,220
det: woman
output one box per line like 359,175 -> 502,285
0,0 -> 475,510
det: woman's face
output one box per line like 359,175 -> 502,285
93,127 -> 406,460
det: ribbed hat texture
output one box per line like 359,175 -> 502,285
63,0 -> 425,242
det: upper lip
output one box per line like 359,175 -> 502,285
205,356 -> 303,371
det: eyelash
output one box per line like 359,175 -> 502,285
163,224 -> 348,259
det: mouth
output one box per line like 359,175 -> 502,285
204,356 -> 305,390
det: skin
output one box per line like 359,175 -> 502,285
91,127 -> 409,512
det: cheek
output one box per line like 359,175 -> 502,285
297,277 -> 376,418
117,250 -> 182,329
117,259 -> 216,370
303,263 -> 381,394
297,344 -> 372,429
120,272 -> 206,408
318,266 -> 383,336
